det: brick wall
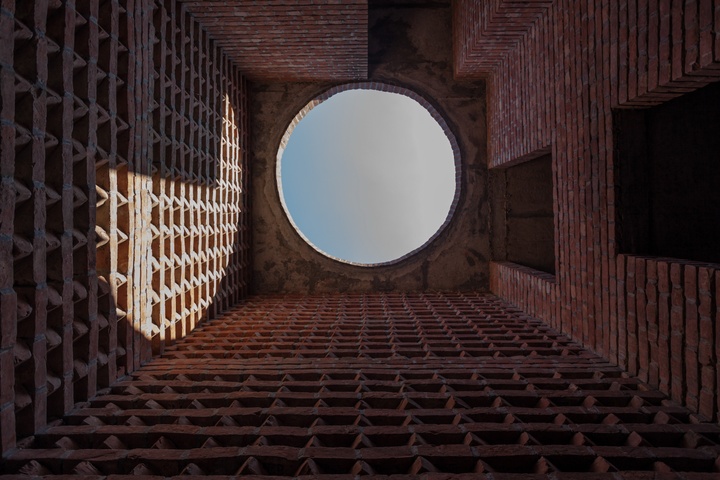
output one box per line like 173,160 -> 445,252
458,1 -> 720,422
454,0 -> 554,76
250,3 -> 489,294
0,0 -> 249,455
490,262 -> 558,325
176,0 -> 368,82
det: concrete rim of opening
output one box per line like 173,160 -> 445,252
276,82 -> 462,267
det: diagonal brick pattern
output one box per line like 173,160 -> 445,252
454,0 -> 554,77
2,293 -> 720,477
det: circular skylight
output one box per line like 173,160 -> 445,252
277,86 -> 458,266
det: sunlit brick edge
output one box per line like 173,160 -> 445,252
276,81 -> 462,268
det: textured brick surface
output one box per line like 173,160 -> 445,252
2,293 -> 719,477
1,0 -> 250,455
148,0 -> 251,357
176,0 -> 368,81
466,1 -> 720,422
455,0 -> 554,76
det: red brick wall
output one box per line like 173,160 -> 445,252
459,1 -> 720,422
454,0 -> 554,76
147,0 -> 251,360
176,0 -> 368,82
0,0 -> 250,454
490,262 -> 559,326
6,292 -> 720,476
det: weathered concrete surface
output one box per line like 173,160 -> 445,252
249,2 -> 488,294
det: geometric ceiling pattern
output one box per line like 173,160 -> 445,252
4,293 -> 720,475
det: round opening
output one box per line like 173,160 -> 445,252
277,85 -> 459,266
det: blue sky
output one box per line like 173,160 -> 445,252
279,89 -> 456,265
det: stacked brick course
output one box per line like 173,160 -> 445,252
457,1 -> 720,422
175,0 -> 368,82
3,293 -> 720,476
0,0 -> 249,455
454,0 -> 554,76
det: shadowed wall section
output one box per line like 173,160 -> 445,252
0,0 -> 249,454
454,0 -> 554,76
457,0 -> 720,422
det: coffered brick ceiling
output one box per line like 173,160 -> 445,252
176,1 -> 554,81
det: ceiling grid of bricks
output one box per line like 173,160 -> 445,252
175,0 -> 368,82
2,293 -> 720,477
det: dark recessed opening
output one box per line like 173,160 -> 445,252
492,152 -> 556,275
615,81 -> 720,264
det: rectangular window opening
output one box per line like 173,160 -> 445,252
614,80 -> 720,264
491,150 -> 556,275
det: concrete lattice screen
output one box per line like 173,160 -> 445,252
0,0 -> 249,453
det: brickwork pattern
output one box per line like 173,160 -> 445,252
147,0 -> 251,359
454,0 -> 554,77
176,0 -> 368,82
0,0 -> 250,455
1,0 -> 140,453
457,1 -> 720,421
490,262 -> 558,324
2,293 -> 720,477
